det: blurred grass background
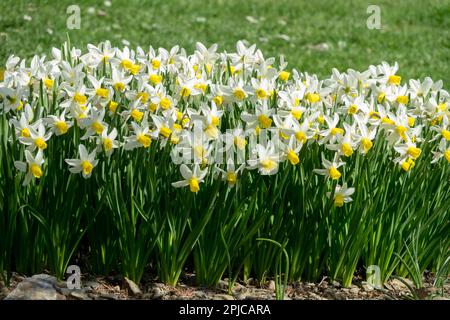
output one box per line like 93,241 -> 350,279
0,0 -> 449,83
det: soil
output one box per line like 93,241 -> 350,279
1,272 -> 448,300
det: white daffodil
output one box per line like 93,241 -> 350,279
87,75 -> 111,103
97,127 -> 119,157
79,108 -> 107,139
14,149 -> 45,186
327,183 -> 355,207
354,117 -> 377,154
215,158 -> 245,187
221,126 -> 247,157
313,155 -> 345,180
176,76 -> 202,99
247,141 -> 280,175
110,67 -> 133,92
44,110 -> 73,136
326,123 -> 357,157
194,42 -> 218,73
172,164 -> 207,193
241,101 -> 274,133
124,120 -> 152,150
222,78 -> 253,104
431,139 -> 450,164
9,104 -> 36,138
319,114 -> 345,145
65,144 -> 99,178
87,40 -> 115,65
60,83 -> 88,109
0,86 -> 27,112
121,99 -> 146,123
280,135 -> 303,165
19,123 -> 52,152
393,139 -> 422,168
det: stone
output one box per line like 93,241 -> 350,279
362,283 -> 375,291
267,280 -> 276,291
218,280 -> 229,290
151,287 -> 165,299
194,291 -> 207,298
5,274 -> 65,300
389,278 -> 411,291
83,281 -> 101,290
318,282 -> 328,289
124,277 -> 142,296
350,287 -> 360,295
331,280 -> 341,287
55,280 -> 67,289
236,293 -> 248,300
55,287 -> 72,296
97,293 -> 118,300
69,290 -> 91,300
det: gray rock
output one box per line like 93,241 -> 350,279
124,277 -> 142,296
218,280 -> 229,290
55,287 -> 72,296
267,280 -> 276,291
5,274 -> 65,300
331,280 -> 341,287
362,283 -> 375,291
236,293 -> 248,300
350,287 -> 360,295
83,281 -> 102,290
151,287 -> 165,299
97,293 -> 118,300
69,290 -> 91,300
194,291 -> 207,298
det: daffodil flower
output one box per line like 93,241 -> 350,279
44,110 -> 73,136
327,183 -> 355,207
247,141 -> 280,175
14,149 -> 45,186
97,127 -> 119,157
124,120 -> 153,150
19,123 -> 52,152
215,159 -> 245,188
65,144 -> 98,178
79,108 -> 107,139
9,104 -> 35,138
172,164 -> 207,193
313,155 -> 345,180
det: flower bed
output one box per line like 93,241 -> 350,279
0,41 -> 448,290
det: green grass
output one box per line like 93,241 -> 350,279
0,0 -> 449,84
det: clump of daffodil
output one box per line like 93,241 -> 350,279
0,40 -> 447,193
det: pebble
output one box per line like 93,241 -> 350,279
218,280 -> 229,290
124,277 -> 142,296
350,287 -> 360,295
84,281 -> 101,290
267,280 -> 276,291
331,280 -> 341,287
194,291 -> 207,299
151,287 -> 164,299
70,290 -> 90,300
